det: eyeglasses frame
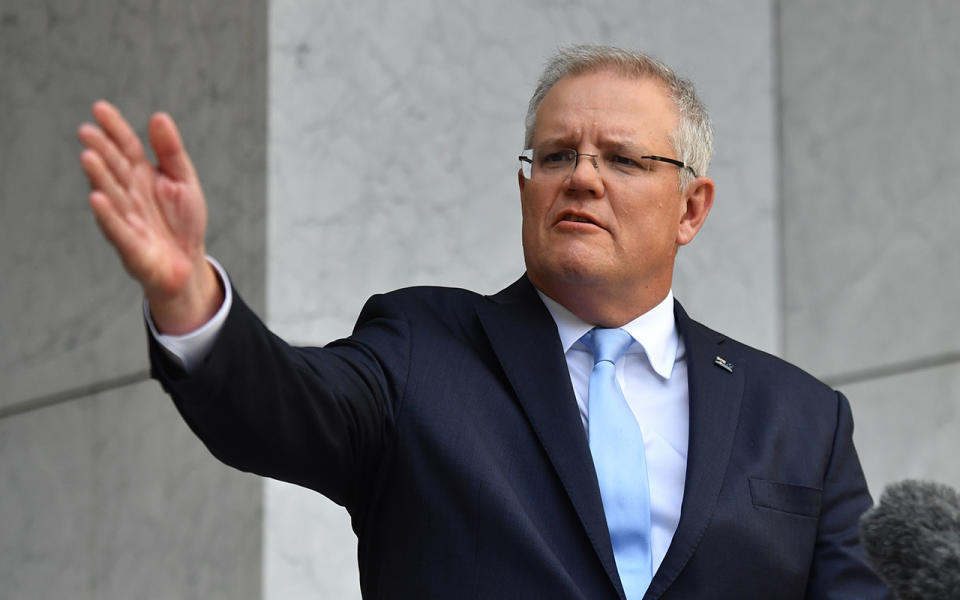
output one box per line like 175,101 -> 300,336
518,148 -> 697,179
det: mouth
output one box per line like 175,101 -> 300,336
556,211 -> 602,228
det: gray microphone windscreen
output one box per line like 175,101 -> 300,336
859,479 -> 960,600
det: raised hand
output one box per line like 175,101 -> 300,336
78,100 -> 223,334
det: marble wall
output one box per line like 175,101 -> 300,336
265,1 -> 778,598
0,382 -> 262,599
1,1 -> 267,598
1,0 -> 267,411
779,0 -> 960,495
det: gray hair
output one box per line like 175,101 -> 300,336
524,45 -> 713,190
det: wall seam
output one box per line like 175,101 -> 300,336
0,369 -> 151,420
824,351 -> 960,388
773,0 -> 787,358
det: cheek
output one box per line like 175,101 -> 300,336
615,205 -> 679,252
519,197 -> 542,246
520,185 -> 554,223
614,187 -> 683,227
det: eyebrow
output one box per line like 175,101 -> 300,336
596,132 -> 667,153
532,135 -> 577,149
533,135 -> 655,155
602,139 -> 649,154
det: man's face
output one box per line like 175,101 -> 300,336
519,71 -> 697,309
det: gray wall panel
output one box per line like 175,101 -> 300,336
0,381 -> 262,600
0,0 -> 267,410
266,0 -> 779,350
0,393 -> 97,599
781,1 -> 960,380
1,2 -> 268,598
845,362 -> 960,496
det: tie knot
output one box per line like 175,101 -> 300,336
582,327 -> 634,365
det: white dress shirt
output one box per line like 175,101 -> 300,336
537,291 -> 689,574
149,264 -> 689,572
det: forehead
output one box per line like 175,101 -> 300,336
532,71 -> 679,148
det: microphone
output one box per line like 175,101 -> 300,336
859,479 -> 960,599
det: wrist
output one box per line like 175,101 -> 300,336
147,259 -> 225,335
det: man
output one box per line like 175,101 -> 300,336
79,46 -> 890,598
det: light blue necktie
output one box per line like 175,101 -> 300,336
582,327 -> 653,600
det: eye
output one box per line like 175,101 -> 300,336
608,154 -> 650,172
612,155 -> 640,167
538,149 -> 575,168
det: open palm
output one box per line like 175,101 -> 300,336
79,101 -> 220,333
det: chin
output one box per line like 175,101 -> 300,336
523,234 -> 612,287
528,254 -> 609,292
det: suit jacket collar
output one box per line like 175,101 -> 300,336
477,277 -> 744,600
476,275 -> 625,598
645,301 -> 745,599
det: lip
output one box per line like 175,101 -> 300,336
554,209 -> 605,231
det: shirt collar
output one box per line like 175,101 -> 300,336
537,289 -> 680,379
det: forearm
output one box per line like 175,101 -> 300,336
149,289 -> 408,509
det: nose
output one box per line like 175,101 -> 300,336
566,152 -> 604,196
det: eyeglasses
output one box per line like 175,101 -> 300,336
518,147 -> 696,180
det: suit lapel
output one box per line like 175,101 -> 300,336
645,302 -> 744,598
476,276 -> 624,598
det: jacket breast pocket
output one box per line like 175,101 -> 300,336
748,477 -> 822,518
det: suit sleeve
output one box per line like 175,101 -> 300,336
148,289 -> 410,512
805,391 -> 892,599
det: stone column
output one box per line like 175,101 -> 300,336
0,2 -> 267,598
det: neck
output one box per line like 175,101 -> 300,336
529,274 -> 671,328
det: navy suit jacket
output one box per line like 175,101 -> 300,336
151,275 -> 890,599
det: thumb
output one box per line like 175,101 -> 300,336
148,112 -> 197,183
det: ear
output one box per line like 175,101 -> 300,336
676,176 -> 714,246
518,168 -> 526,194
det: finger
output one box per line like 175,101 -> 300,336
154,174 -> 194,234
77,122 -> 133,188
148,112 -> 198,183
80,149 -> 132,215
91,100 -> 147,164
88,189 -> 144,262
